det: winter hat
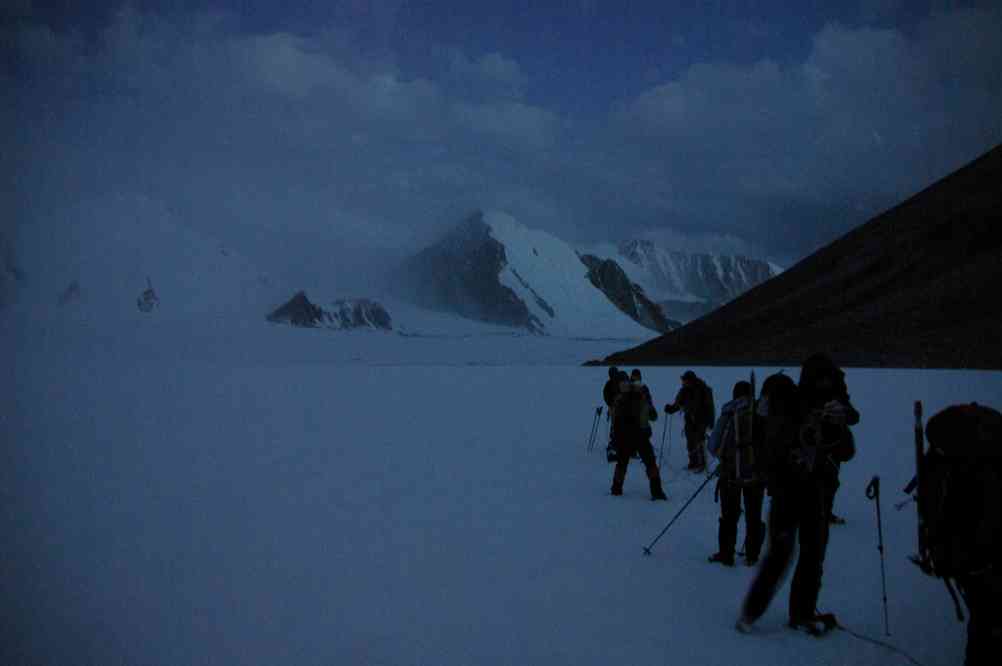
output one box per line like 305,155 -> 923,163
681,370 -> 697,382
630,369 -> 642,381
609,366 -> 620,379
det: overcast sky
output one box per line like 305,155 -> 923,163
4,1 -> 1001,289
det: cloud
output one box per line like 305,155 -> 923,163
448,50 -> 528,101
609,7 -> 1002,255
7,4 -> 1002,282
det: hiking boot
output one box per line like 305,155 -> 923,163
789,613 -> 837,636
735,616 -> 755,634
610,486 -> 623,496
708,552 -> 735,566
745,555 -> 759,566
651,489 -> 667,501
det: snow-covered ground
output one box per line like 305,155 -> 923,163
6,311 -> 1000,666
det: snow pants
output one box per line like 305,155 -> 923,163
685,426 -> 707,469
611,433 -> 664,498
718,480 -> 766,561
740,480 -> 830,624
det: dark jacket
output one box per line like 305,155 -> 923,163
603,378 -> 620,409
614,381 -> 657,440
666,380 -> 711,432
798,353 -> 859,466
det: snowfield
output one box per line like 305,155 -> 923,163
6,315 -> 1001,666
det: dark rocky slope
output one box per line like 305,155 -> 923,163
593,144 -> 1002,369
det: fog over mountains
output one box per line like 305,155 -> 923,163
5,194 -> 778,341
395,210 -> 780,336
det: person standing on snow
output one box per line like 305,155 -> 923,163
665,370 -> 715,472
737,369 -> 854,635
707,380 -> 766,567
797,353 -> 859,525
610,369 -> 667,500
602,367 -> 624,462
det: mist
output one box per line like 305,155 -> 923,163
5,3 -> 1002,302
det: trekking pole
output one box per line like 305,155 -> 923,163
643,466 -> 719,556
665,414 -> 674,470
658,416 -> 668,470
866,475 -> 891,636
586,407 -> 602,452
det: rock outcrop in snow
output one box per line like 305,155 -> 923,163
267,291 -> 393,331
12,195 -> 287,325
579,255 -> 678,333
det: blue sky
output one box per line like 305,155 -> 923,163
4,1 -> 1002,288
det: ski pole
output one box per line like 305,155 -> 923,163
665,414 -> 674,469
866,475 -> 891,636
643,466 -> 719,556
658,416 -> 668,470
587,407 -> 602,452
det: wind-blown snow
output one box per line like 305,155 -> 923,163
5,307 -> 1000,665
484,211 -> 653,339
16,194 -> 289,328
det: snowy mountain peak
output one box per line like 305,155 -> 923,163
396,211 -> 658,339
587,239 -> 781,322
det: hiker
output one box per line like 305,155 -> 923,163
665,370 -> 715,472
737,370 -> 853,635
798,353 -> 859,525
610,369 -> 667,500
707,380 -> 766,567
602,367 -> 624,462
914,404 -> 1002,666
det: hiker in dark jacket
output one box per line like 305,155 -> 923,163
707,380 -> 766,567
610,369 -> 667,500
665,370 -> 714,472
737,371 -> 841,635
798,353 -> 859,525
603,368 -> 627,462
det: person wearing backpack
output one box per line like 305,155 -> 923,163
603,368 -> 628,463
915,403 -> 1002,666
610,369 -> 667,500
737,372 -> 840,636
707,380 -> 766,567
665,370 -> 715,472
798,353 -> 859,525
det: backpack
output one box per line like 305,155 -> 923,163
698,381 -> 716,431
615,383 -> 656,433
717,398 -> 760,484
918,403 -> 1002,582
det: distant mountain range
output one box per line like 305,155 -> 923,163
394,210 -> 779,337
600,240 -> 781,322
5,195 -> 779,342
596,143 -> 1002,369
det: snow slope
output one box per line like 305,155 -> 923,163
6,318 -> 1000,665
587,239 -> 779,305
485,211 -> 653,339
15,194 -> 288,327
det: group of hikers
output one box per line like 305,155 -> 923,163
598,354 -> 1000,665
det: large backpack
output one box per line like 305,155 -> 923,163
698,381 -> 716,431
615,382 -> 656,433
918,403 -> 1002,582
717,398 -> 760,484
